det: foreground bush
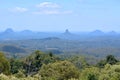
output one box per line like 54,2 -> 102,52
0,52 -> 10,75
39,60 -> 80,80
0,73 -> 41,80
80,67 -> 100,80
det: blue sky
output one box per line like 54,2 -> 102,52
0,0 -> 120,32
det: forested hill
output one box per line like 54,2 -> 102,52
0,35 -> 120,58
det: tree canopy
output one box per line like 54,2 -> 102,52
0,52 -> 10,75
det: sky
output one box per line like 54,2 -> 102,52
0,0 -> 120,32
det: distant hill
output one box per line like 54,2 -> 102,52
90,30 -> 104,35
0,28 -> 59,40
3,28 -> 14,34
1,35 -> 120,58
108,31 -> 117,35
0,29 -> 80,40
1,45 -> 26,54
63,29 -> 71,35
0,28 -> 119,40
59,29 -> 80,40
21,30 -> 34,34
42,37 -> 60,40
0,28 -> 16,40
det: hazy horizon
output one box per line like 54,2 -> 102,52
0,28 -> 120,33
0,0 -> 120,32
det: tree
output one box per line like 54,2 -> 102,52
99,64 -> 120,80
88,74 -> 97,80
10,58 -> 23,74
39,61 -> 80,80
0,52 -> 10,75
68,56 -> 89,69
97,60 -> 106,68
80,67 -> 99,80
106,55 -> 118,65
23,50 -> 58,76
97,55 -> 118,68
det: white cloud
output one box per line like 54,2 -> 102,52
33,10 -> 59,15
33,10 -> 73,15
36,2 -> 60,8
34,2 -> 73,15
10,7 -> 28,13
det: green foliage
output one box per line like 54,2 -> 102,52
0,73 -> 41,80
10,58 -> 23,74
39,60 -> 80,80
97,60 -> 106,68
2,37 -> 120,59
14,70 -> 25,78
1,50 -> 120,80
68,56 -> 89,69
0,74 -> 10,80
0,52 -> 10,75
2,45 -> 26,53
23,50 -> 58,76
97,55 -> 118,68
99,64 -> 120,80
88,74 -> 97,80
80,67 -> 99,80
106,55 -> 118,65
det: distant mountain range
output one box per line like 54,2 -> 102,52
90,30 -> 104,35
0,28 -> 119,40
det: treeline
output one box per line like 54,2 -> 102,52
0,51 -> 120,80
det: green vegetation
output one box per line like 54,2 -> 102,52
2,45 -> 26,54
39,61 -> 80,80
0,52 -> 10,75
1,37 -> 120,59
0,50 -> 120,80
97,55 -> 118,68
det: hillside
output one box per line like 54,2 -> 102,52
0,35 -> 120,58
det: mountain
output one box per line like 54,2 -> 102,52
0,28 -> 119,40
90,30 -> 104,35
63,29 -> 71,35
59,29 -> 80,40
0,28 -> 16,40
3,28 -> 14,34
0,28 -> 60,40
108,31 -> 117,35
21,30 -> 34,34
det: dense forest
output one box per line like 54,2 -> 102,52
0,50 -> 120,80
1,35 -> 120,59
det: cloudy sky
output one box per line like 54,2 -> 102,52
0,0 -> 120,32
